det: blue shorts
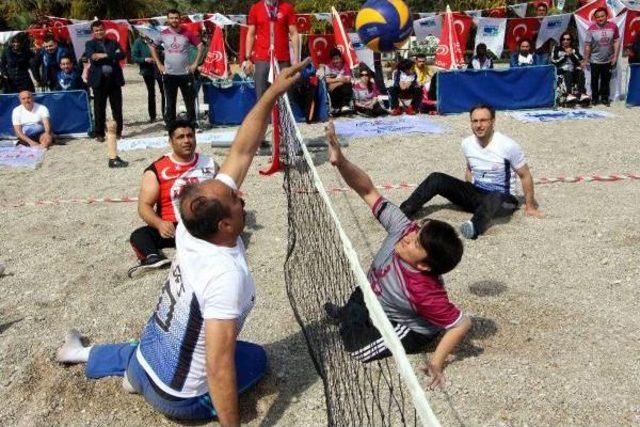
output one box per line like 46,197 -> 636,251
85,341 -> 267,421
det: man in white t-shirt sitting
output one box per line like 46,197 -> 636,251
400,104 -> 543,239
55,59 -> 311,425
11,91 -> 53,149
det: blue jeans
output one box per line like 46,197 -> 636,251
86,341 -> 267,421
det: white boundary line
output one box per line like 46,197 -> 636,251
281,94 -> 441,427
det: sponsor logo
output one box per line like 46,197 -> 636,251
483,26 -> 500,36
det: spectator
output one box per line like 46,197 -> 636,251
132,34 -> 165,123
291,62 -> 318,123
583,7 -> 621,106
468,43 -> 494,70
84,20 -> 125,141
11,90 -> 53,149
551,32 -> 589,104
105,120 -> 129,168
324,48 -> 353,115
353,65 -> 386,117
400,104 -> 543,239
389,59 -> 421,116
509,39 -> 544,67
150,9 -> 204,127
627,31 -> 640,64
0,34 -> 35,93
414,53 -> 432,87
534,2 -> 551,64
33,34 -> 73,91
55,55 -> 86,91
127,119 -> 219,278
244,0 -> 299,99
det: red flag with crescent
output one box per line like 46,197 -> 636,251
575,0 -> 613,22
332,7 -> 359,69
295,14 -> 312,33
487,7 -> 507,18
308,34 -> 336,66
505,17 -> 541,52
26,29 -> 48,48
202,25 -> 228,78
452,12 -> 473,50
435,6 -> 464,69
339,11 -> 357,31
102,21 -> 130,66
46,17 -> 72,44
624,8 -> 640,46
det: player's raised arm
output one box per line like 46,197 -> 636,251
219,58 -> 311,188
326,121 -> 381,208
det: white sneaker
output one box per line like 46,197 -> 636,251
566,94 -> 577,102
340,105 -> 351,112
459,220 -> 477,240
579,94 -> 590,102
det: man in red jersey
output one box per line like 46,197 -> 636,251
243,0 -> 299,99
128,119 -> 218,277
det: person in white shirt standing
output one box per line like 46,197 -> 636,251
55,59 -> 311,426
11,91 -> 53,149
400,104 -> 543,239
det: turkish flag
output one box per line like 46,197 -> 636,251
452,12 -> 473,49
505,17 -> 541,52
339,11 -> 357,31
624,8 -> 640,46
308,34 -> 336,66
181,22 -> 203,36
531,0 -> 554,10
435,6 -> 464,69
295,14 -> 312,33
575,0 -> 613,22
332,7 -> 359,68
487,7 -> 507,18
27,29 -> 48,48
201,25 -> 228,78
103,21 -> 130,66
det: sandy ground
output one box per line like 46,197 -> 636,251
0,65 -> 639,426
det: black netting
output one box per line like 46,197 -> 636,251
279,95 -> 419,427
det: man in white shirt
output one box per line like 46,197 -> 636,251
55,58 -> 311,426
11,91 -> 53,149
400,104 -> 543,239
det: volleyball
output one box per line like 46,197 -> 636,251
355,0 -> 413,52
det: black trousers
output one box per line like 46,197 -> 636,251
400,172 -> 518,236
355,102 -> 387,117
163,74 -> 196,126
93,78 -> 123,137
388,85 -> 422,109
560,69 -> 587,95
590,62 -> 612,103
329,83 -> 353,110
336,288 -> 433,363
143,74 -> 165,121
130,225 -> 176,261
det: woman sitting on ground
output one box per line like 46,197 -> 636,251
352,65 -> 386,117
551,31 -> 590,104
388,59 -> 422,116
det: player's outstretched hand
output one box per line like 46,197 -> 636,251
269,57 -> 311,96
525,205 -> 544,218
325,121 -> 343,166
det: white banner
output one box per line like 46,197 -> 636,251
606,0 -> 628,15
509,3 -> 529,18
208,13 -> 236,27
413,15 -> 443,41
133,25 -> 162,44
575,12 -> 627,100
349,32 -> 375,70
227,15 -> 247,25
314,13 -> 332,22
536,13 -> 572,48
465,10 -> 483,18
67,21 -> 93,62
418,12 -> 437,18
474,17 -> 507,58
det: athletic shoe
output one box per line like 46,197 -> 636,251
405,105 -> 417,115
602,100 -> 611,107
108,156 -> 129,168
579,94 -> 590,103
566,94 -> 577,103
95,135 -> 105,143
390,107 -> 403,116
127,254 -> 171,278
459,220 -> 477,240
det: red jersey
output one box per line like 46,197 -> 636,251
146,153 -> 219,223
247,0 -> 296,61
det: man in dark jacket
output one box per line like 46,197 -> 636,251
84,20 -> 125,141
132,34 -> 164,123
33,34 -> 73,91
0,34 -> 35,93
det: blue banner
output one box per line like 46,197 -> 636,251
627,64 -> 640,107
437,65 -> 556,114
0,90 -> 91,137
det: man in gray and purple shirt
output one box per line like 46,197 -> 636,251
150,9 -> 204,126
582,7 -> 620,106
